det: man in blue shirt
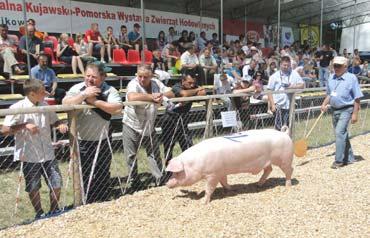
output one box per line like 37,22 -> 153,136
128,23 -> 142,51
31,54 -> 65,104
321,56 -> 363,169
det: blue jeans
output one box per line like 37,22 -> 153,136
274,107 -> 289,131
332,107 -> 355,164
319,66 -> 329,87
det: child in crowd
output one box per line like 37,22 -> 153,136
103,26 -> 119,63
152,49 -> 170,84
1,79 -> 68,219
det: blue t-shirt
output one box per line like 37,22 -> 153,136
128,31 -> 141,42
348,66 -> 361,75
30,65 -> 57,88
326,72 -> 363,108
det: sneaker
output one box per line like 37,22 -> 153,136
267,110 -> 273,115
34,210 -> 45,219
331,162 -> 343,169
100,59 -> 106,64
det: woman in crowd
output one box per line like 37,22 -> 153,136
156,31 -> 166,52
57,33 -> 84,75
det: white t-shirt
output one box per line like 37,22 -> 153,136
267,70 -> 303,109
4,97 -> 58,163
65,82 -> 122,141
180,51 -> 199,66
122,77 -> 170,135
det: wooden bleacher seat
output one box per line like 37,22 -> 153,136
11,75 -> 29,80
58,74 -> 83,79
0,94 -> 24,100
0,75 -> 5,80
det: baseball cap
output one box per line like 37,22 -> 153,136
333,56 -> 348,65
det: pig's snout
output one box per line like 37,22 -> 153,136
166,178 -> 178,188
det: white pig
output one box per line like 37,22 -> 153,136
166,127 -> 294,204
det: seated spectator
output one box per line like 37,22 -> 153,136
242,59 -> 258,78
251,71 -> 271,113
152,49 -> 170,84
360,60 -> 369,77
196,31 -> 208,52
199,48 -> 218,85
84,23 -> 105,63
214,73 -> 234,111
156,31 -> 166,52
57,33 -> 84,75
178,30 -> 190,54
161,41 -> 179,70
118,25 -> 132,51
188,31 -> 196,45
74,33 -> 92,63
1,79 -> 68,219
0,24 -> 24,77
295,66 -> 315,88
161,75 -> 205,167
348,58 -> 362,75
103,26 -> 119,63
19,19 -> 45,40
19,24 -> 43,67
128,23 -> 142,51
233,50 -> 246,67
180,43 -> 203,84
167,27 -> 177,44
267,61 -> 277,77
209,33 -> 220,50
30,54 -> 65,104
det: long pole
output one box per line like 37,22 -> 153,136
220,0 -> 223,73
200,0 -> 203,38
352,0 -> 357,53
319,0 -> 324,47
69,0 -> 73,39
22,0 -> 31,76
141,0 -> 145,63
277,0 -> 281,51
244,5 -> 247,40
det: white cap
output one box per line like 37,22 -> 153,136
242,75 -> 253,82
333,56 -> 348,65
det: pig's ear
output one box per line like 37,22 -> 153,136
166,159 -> 184,172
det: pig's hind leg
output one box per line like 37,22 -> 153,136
279,164 -> 293,187
220,176 -> 232,190
257,165 -> 272,187
203,177 -> 219,204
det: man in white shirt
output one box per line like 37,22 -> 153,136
180,43 -> 204,84
122,65 -> 174,187
267,56 -> 304,130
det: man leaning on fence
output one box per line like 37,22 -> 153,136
62,62 -> 122,203
1,79 -> 68,219
267,56 -> 304,130
161,74 -> 206,166
122,65 -> 174,188
320,56 -> 363,169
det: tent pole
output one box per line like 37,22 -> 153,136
22,0 -> 32,77
141,0 -> 145,63
277,0 -> 281,50
220,0 -> 223,73
319,0 -> 323,47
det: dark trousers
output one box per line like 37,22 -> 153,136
79,139 -> 112,203
161,113 -> 193,163
46,87 -> 66,104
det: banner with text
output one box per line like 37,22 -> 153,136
0,0 -> 218,38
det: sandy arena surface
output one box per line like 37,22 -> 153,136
1,134 -> 369,238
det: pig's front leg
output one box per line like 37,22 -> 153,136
203,177 -> 219,204
257,165 -> 272,187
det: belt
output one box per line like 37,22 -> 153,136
332,105 -> 353,111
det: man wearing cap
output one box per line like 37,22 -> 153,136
321,56 -> 363,169
267,56 -> 304,130
63,62 -> 122,203
128,23 -> 142,51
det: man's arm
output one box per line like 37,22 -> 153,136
320,95 -> 330,112
62,86 -> 101,105
178,87 -> 205,97
86,98 -> 122,115
351,98 -> 361,124
288,82 -> 305,89
1,124 -> 27,136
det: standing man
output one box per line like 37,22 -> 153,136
267,56 -> 304,130
161,75 -> 205,164
31,54 -> 65,104
122,65 -> 174,187
63,62 -> 122,203
321,56 -> 363,169
317,44 -> 334,87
